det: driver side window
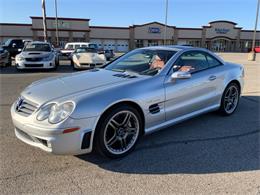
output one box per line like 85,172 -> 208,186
175,51 -> 209,73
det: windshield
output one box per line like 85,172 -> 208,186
24,43 -> 51,52
3,39 -> 12,46
88,44 -> 98,49
75,47 -> 97,53
105,49 -> 176,76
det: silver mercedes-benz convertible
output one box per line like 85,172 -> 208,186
11,46 -> 244,158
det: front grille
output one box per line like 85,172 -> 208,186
25,57 -> 43,62
16,97 -> 38,116
24,64 -> 44,67
80,63 -> 103,67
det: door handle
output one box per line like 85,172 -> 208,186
208,75 -> 217,81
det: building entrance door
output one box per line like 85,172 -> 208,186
148,40 -> 159,46
211,38 -> 230,52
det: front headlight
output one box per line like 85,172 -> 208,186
42,53 -> 54,61
36,102 -> 75,124
36,103 -> 55,121
16,55 -> 25,61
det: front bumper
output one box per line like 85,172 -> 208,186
16,59 -> 56,69
74,62 -> 105,69
11,103 -> 98,155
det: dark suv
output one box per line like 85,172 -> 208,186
2,39 -> 25,58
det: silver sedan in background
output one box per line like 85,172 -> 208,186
11,46 -> 244,158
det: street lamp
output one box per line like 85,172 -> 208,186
248,0 -> 260,61
164,0 -> 168,45
55,0 -> 59,47
42,0 -> 47,42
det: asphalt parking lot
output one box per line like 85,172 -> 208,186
0,54 -> 259,194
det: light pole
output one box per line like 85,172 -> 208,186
55,0 -> 59,47
249,0 -> 260,61
42,0 -> 47,42
164,0 -> 168,45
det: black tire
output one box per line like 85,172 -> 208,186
94,105 -> 143,158
218,82 -> 240,116
55,57 -> 60,67
6,58 -> 12,66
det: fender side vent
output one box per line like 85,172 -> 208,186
149,104 -> 160,114
81,132 -> 92,149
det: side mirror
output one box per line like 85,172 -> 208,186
171,71 -> 191,80
12,43 -> 17,48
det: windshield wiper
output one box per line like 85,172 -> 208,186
123,69 -> 140,76
139,68 -> 158,76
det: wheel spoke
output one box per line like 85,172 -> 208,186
107,134 -> 118,147
109,119 -> 120,130
119,137 -> 127,149
121,113 -> 131,126
127,127 -> 137,135
226,89 -> 231,98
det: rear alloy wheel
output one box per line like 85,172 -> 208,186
95,105 -> 142,158
219,83 -> 240,116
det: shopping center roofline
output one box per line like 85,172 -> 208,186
0,19 -> 259,33
90,26 -> 129,29
0,23 -> 31,26
209,20 -> 237,25
131,21 -> 176,28
30,16 -> 90,21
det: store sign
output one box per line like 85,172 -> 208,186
52,20 -> 70,29
215,28 -> 230,34
148,27 -> 161,33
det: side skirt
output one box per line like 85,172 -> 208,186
144,104 -> 220,135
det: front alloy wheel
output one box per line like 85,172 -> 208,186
95,105 -> 142,158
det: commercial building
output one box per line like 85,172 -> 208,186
0,16 -> 259,52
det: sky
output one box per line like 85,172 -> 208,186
0,0 -> 259,30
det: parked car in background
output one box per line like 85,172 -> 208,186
254,47 -> 260,53
70,47 -> 106,70
2,39 -> 27,58
15,41 -> 59,70
11,46 -> 244,158
104,49 -> 115,61
0,47 -> 11,67
61,42 -> 99,58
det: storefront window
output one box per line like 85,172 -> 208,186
135,40 -> 144,48
187,40 -> 201,47
73,37 -> 85,42
148,40 -> 158,46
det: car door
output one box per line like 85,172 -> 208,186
164,51 -> 222,121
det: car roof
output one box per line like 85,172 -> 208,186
140,45 -> 214,53
28,41 -> 51,45
140,45 -> 194,51
65,42 -> 90,45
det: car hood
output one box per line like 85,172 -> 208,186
74,53 -> 106,63
21,69 -> 140,105
19,51 -> 51,58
